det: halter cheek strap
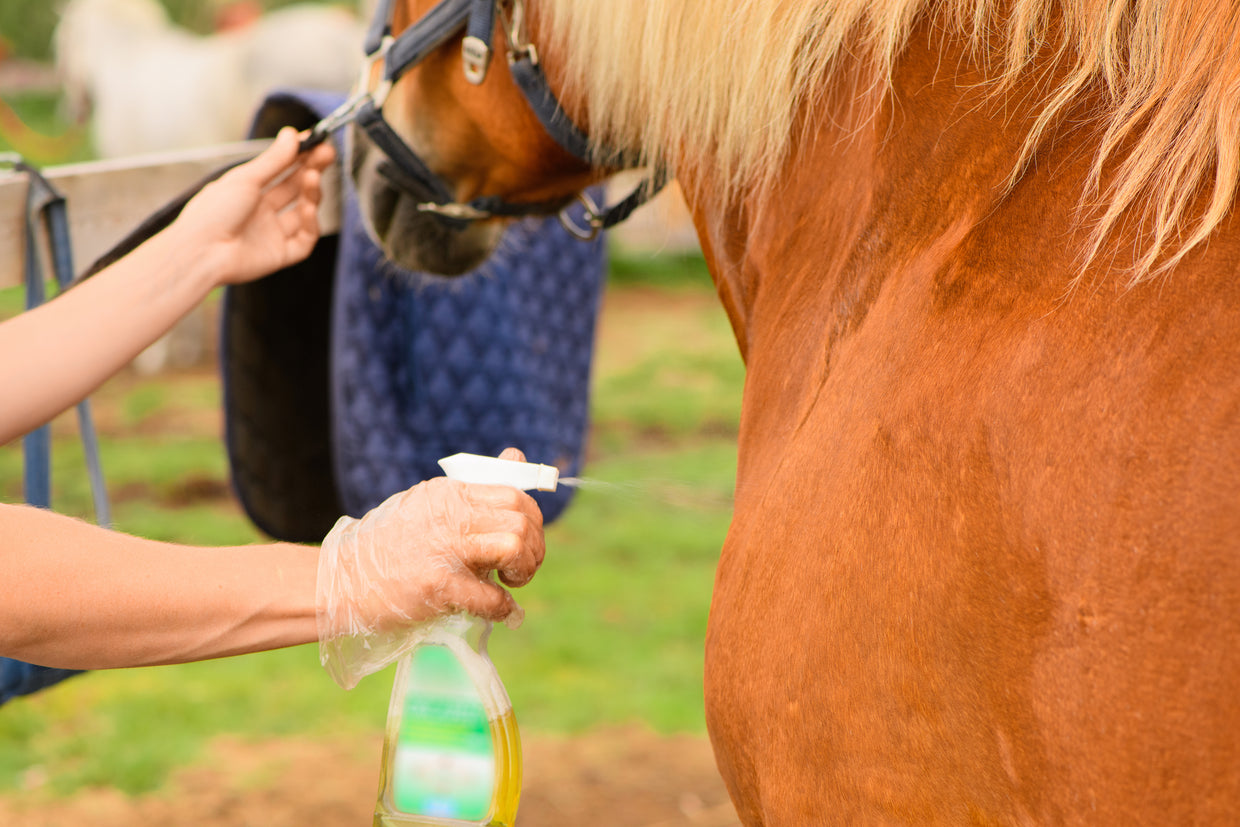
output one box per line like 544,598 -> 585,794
463,0 -> 593,163
508,55 -> 593,163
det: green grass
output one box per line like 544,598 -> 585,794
592,348 -> 743,445
607,251 -> 714,289
0,270 -> 744,797
0,285 -> 27,318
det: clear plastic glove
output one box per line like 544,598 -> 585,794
316,448 -> 546,689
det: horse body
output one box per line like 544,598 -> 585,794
696,31 -> 1240,822
352,2 -> 1240,821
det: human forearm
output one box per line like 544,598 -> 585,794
0,504 -> 318,669
0,225 -> 218,444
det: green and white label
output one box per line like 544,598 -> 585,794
392,644 -> 495,820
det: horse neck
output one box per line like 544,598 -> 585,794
684,27 -> 1100,366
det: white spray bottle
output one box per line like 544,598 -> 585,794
373,453 -> 558,827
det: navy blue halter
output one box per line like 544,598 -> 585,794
302,0 -> 665,237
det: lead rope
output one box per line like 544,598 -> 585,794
2,154 -> 111,528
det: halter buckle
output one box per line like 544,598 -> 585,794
558,190 -> 604,241
371,79 -> 394,109
416,201 -> 493,221
500,0 -> 538,66
462,36 -> 492,84
311,91 -> 372,135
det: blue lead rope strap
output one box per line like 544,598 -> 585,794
21,180 -> 50,509
14,157 -> 111,527
45,194 -> 111,529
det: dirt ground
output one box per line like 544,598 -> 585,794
0,727 -> 740,827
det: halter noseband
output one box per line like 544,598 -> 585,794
303,0 -> 665,238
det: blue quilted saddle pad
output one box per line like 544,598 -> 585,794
0,659 -> 80,705
221,90 -> 606,541
331,185 -> 605,519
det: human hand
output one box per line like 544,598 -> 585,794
169,126 -> 336,285
316,447 -> 546,689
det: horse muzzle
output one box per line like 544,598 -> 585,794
349,124 -> 503,276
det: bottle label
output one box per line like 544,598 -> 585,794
392,644 -> 496,820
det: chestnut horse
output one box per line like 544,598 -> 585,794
345,0 -> 1240,821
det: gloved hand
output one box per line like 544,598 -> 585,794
316,448 -> 546,689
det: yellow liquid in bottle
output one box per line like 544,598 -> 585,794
486,710 -> 522,826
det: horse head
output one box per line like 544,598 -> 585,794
345,0 -> 605,276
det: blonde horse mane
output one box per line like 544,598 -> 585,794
540,0 -> 1240,284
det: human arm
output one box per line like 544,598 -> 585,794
0,451 -> 545,670
0,127 -> 335,445
0,504 -> 319,668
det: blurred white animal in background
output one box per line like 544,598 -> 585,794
54,0 -> 364,157
237,4 -> 365,112
52,0 -> 364,372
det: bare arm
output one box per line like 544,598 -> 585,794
0,503 -> 319,669
0,127 -> 335,445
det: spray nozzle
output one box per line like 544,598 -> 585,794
437,453 -> 559,491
